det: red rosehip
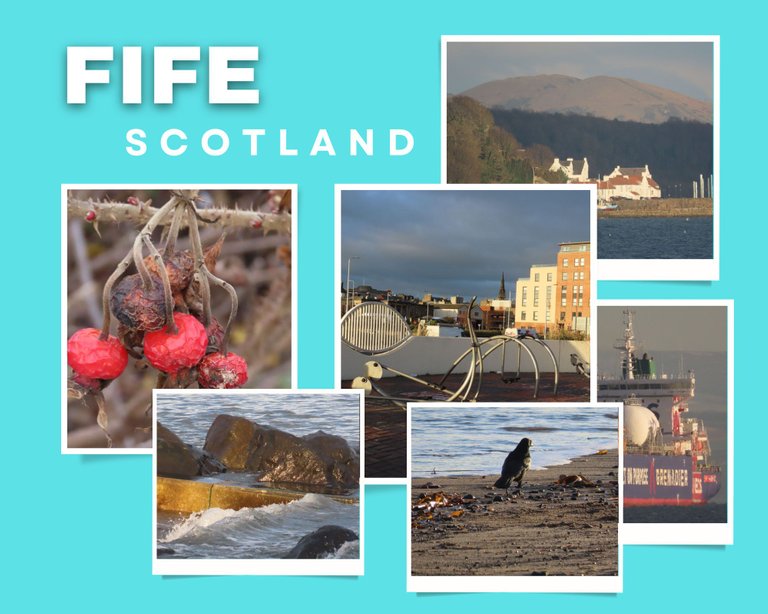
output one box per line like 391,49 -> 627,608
67,328 -> 128,380
71,371 -> 103,392
85,210 -> 97,222
197,352 -> 248,389
143,313 -> 208,373
127,196 -> 139,206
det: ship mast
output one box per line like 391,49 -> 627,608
614,309 -> 636,380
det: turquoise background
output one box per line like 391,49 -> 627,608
3,0 -> 756,609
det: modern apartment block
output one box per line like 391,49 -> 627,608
555,241 -> 590,332
514,264 -> 557,335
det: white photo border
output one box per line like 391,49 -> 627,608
335,183 -> 598,485
151,387 -> 364,576
440,35 -> 720,282
406,401 -> 623,593
61,183 -> 298,455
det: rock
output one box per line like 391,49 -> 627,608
157,547 -> 175,557
157,422 -> 226,479
203,415 -> 359,488
284,525 -> 358,559
157,423 -> 200,478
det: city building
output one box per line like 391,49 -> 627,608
555,241 -> 590,333
514,264 -> 557,335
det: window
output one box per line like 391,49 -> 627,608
534,273 -> 540,282
521,311 -> 527,321
562,272 -> 568,281
533,287 -> 539,307
547,273 -> 552,282
578,299 -> 583,307
533,312 -> 538,321
561,298 -> 566,307
546,286 -> 552,301
563,258 -> 569,267
521,287 -> 527,307
560,312 -> 565,321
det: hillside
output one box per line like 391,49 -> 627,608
462,74 -> 712,124
491,108 -> 713,194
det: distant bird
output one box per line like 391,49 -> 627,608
494,437 -> 533,494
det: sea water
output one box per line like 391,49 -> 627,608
158,494 -> 360,559
156,392 -> 360,451
598,216 -> 713,259
411,405 -> 617,478
156,392 -> 361,559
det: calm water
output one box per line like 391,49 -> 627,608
156,392 -> 361,559
598,216 -> 713,259
411,405 -> 618,478
156,392 -> 360,451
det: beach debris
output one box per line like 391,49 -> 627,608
556,474 -> 595,488
412,491 -> 491,529
418,482 -> 442,489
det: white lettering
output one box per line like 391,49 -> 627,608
208,47 -> 259,104
389,129 -> 414,156
242,129 -> 266,155
350,129 -> 373,156
280,129 -> 298,156
201,129 -> 230,156
310,129 -> 336,156
154,47 -> 200,104
67,47 -> 113,104
122,47 -> 142,104
161,128 -> 188,156
125,128 -> 147,156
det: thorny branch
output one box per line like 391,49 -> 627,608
68,197 -> 291,234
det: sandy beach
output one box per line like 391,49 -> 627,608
411,449 -> 619,577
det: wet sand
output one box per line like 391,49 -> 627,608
411,450 -> 619,577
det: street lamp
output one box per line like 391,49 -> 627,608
345,256 -> 359,313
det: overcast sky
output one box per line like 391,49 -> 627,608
341,188 -> 590,299
597,305 -> 728,356
447,41 -> 714,102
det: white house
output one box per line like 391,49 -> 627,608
598,164 -> 661,200
549,157 -> 590,183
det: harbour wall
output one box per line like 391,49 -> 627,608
598,198 -> 712,218
341,336 -> 589,380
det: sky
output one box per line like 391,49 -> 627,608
341,188 -> 590,300
447,41 -> 714,102
597,304 -> 729,502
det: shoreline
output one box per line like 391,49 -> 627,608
411,449 -> 619,577
598,197 -> 712,218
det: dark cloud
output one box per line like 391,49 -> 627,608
447,41 -> 714,102
341,188 -> 590,299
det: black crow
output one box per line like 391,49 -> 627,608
494,437 -> 533,494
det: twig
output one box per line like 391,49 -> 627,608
68,198 -> 291,234
142,236 -> 177,334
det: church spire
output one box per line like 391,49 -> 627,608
497,272 -> 506,300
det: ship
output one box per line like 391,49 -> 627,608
598,310 -> 721,506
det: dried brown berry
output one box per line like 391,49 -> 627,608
144,249 -> 195,295
110,273 -> 167,332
